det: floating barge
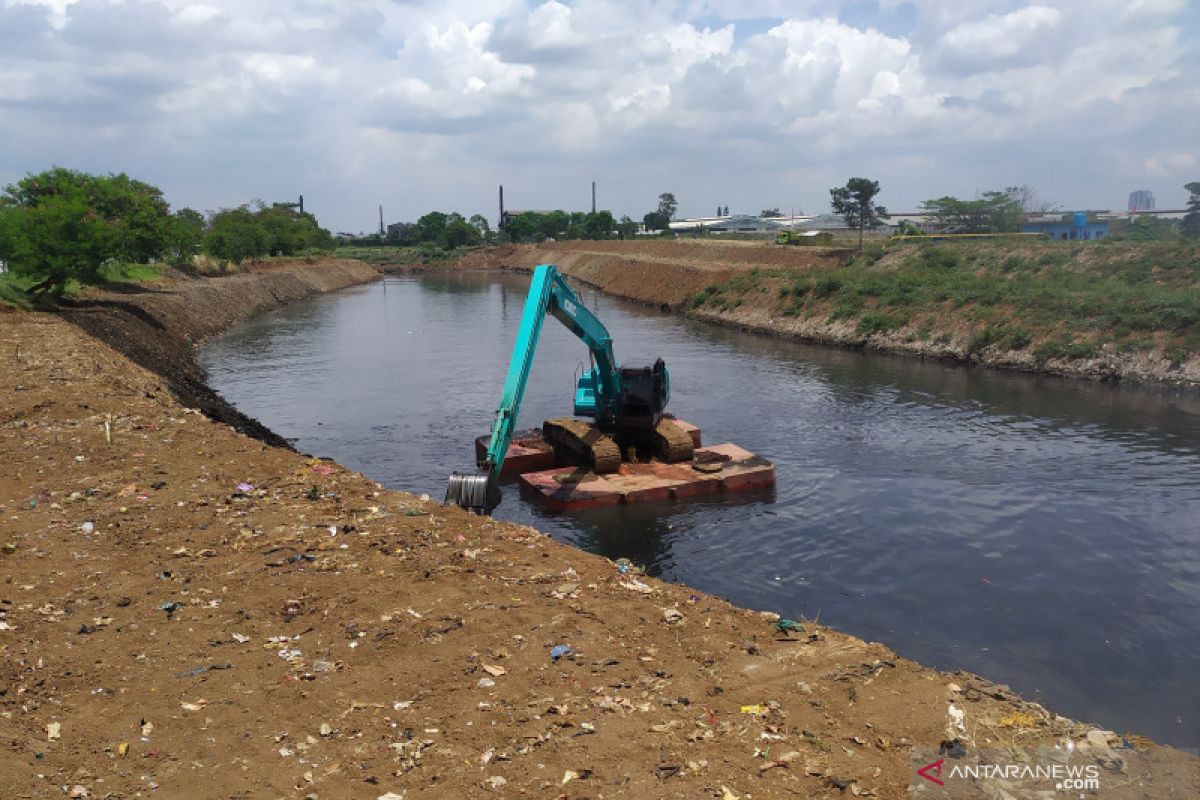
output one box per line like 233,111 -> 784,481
477,420 -> 774,511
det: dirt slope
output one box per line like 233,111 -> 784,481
451,241 -> 1200,389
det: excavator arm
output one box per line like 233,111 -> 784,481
446,264 -> 623,514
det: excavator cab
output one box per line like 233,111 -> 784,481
614,358 -> 669,434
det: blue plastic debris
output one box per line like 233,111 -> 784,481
550,645 -> 573,662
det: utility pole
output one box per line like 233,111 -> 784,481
591,181 -> 596,214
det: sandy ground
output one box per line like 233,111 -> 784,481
0,263 -> 1195,799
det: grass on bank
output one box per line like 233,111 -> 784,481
690,240 -> 1200,363
335,244 -> 483,265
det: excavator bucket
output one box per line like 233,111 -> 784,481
445,471 -> 501,515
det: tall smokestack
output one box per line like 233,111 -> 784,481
379,205 -> 384,236
592,181 -> 596,214
499,185 -> 505,229
298,194 -> 304,214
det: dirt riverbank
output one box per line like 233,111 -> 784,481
444,241 -> 1200,390
0,260 -> 1195,798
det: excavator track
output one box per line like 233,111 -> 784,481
653,417 -> 695,463
543,418 -> 623,474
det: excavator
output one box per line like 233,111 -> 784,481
446,264 -> 694,514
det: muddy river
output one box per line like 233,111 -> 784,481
200,271 -> 1200,749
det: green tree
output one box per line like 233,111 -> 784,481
0,167 -> 173,293
657,193 -> 677,220
918,191 -> 1023,233
1125,215 -> 1179,241
643,211 -> 669,232
170,208 -> 206,265
206,206 -> 268,270
468,214 -> 492,243
416,211 -> 448,244
830,177 -> 888,250
503,212 -> 539,243
1183,182 -> 1200,239
441,213 -> 480,249
617,215 -> 638,239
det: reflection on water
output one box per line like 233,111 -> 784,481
200,272 -> 1200,749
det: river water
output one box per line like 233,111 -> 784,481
199,271 -> 1200,749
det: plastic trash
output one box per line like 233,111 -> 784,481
550,644 -> 574,662
775,619 -> 803,633
159,601 -> 180,619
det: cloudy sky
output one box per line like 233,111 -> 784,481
2,0 -> 1197,232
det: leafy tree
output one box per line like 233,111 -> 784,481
643,211 -> 670,232
170,208 -> 206,265
1184,182 -> 1200,239
617,215 -> 638,239
830,177 -> 888,250
761,207 -> 781,218
206,207 -> 268,270
416,211 -> 448,244
442,213 -> 480,249
468,214 -> 491,243
503,212 -> 540,243
1125,215 -> 1179,241
583,210 -> 615,239
657,193 -> 677,220
919,191 -> 1023,233
0,167 -> 173,293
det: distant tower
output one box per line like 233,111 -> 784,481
1129,190 -> 1155,212
378,205 -> 384,236
298,194 -> 304,214
591,181 -> 596,214
499,185 -> 505,229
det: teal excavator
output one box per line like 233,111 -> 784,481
446,264 -> 693,514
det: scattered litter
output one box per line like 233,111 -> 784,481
231,633 -> 250,644
319,722 -> 332,737
741,704 -> 767,715
377,793 -> 406,800
550,644 -> 574,662
180,700 -> 207,712
484,776 -> 507,790
655,765 -> 680,779
117,742 -> 129,757
141,721 -> 154,739
662,607 -> 684,624
47,722 -> 61,741
481,664 -> 506,677
159,601 -> 180,619
80,521 -> 94,534
477,678 -> 496,688
775,618 -> 803,633
235,483 -> 254,493
947,702 -> 966,736
721,786 -> 741,800
621,578 -> 655,594
177,663 -> 233,677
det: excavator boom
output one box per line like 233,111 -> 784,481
446,264 -> 672,514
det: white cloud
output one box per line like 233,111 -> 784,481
0,0 -> 1195,227
938,5 -> 1062,71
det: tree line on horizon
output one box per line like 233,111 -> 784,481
0,167 -> 334,294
